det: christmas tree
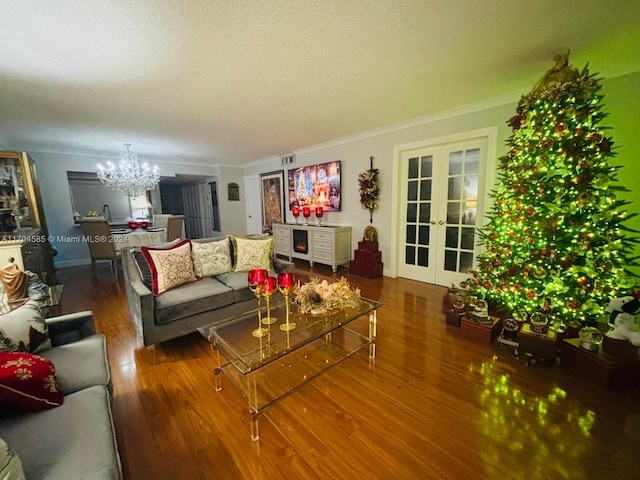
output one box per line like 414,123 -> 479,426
473,53 -> 638,327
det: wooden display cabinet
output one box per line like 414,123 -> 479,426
0,151 -> 57,285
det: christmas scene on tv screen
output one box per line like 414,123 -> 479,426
288,161 -> 341,212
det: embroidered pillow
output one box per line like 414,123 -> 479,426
0,351 -> 63,411
191,238 -> 233,277
0,299 -> 50,353
233,236 -> 274,272
0,437 -> 25,479
140,239 -> 198,295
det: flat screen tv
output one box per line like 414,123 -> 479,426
287,161 -> 341,212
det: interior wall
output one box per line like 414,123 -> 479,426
600,72 -> 640,274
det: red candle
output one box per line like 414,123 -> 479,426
247,268 -> 268,287
263,276 -> 277,294
277,272 -> 295,288
128,221 -> 138,230
292,205 -> 300,217
315,206 -> 324,218
140,221 -> 148,230
302,206 -> 311,218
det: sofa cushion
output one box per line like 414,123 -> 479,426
0,384 -> 122,480
154,277 -> 235,326
215,271 -> 255,303
39,335 -> 111,396
0,300 -> 50,353
0,352 -> 63,412
231,235 -> 274,272
191,237 -> 233,277
0,436 -> 25,480
141,239 -> 199,295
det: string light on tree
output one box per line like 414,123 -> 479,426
473,52 -> 638,327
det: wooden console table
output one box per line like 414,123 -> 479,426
272,223 -> 351,272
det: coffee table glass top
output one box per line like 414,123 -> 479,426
199,297 -> 381,374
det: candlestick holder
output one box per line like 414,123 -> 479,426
261,276 -> 278,325
248,269 -> 268,337
302,206 -> 311,226
278,272 -> 296,331
292,205 -> 300,225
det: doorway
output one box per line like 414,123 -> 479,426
392,129 -> 496,286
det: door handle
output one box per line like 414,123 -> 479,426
430,221 -> 436,225
438,220 -> 444,225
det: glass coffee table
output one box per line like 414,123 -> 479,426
198,297 -> 381,440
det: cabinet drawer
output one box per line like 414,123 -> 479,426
275,239 -> 290,250
313,239 -> 333,252
313,231 -> 333,242
274,230 -> 289,240
313,249 -> 334,262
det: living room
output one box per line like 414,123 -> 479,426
1,2 -> 640,479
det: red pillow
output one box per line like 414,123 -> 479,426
140,239 -> 199,295
0,352 -> 63,411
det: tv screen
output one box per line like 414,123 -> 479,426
288,161 -> 341,212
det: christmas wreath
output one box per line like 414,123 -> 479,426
358,166 -> 379,223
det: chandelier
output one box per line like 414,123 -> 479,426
97,144 -> 160,198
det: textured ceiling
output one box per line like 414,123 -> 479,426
1,0 -> 639,167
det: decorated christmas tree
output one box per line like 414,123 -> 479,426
473,53 -> 638,327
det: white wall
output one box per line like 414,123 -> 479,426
245,101 -> 516,276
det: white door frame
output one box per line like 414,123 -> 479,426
390,127 -> 498,279
244,175 -> 262,234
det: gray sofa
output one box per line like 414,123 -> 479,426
121,237 -> 294,347
0,311 -> 122,479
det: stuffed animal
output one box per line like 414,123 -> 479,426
605,296 -> 640,346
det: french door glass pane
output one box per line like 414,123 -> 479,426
419,179 -> 432,200
445,227 -> 458,248
408,181 -> 418,201
460,252 -> 474,273
444,250 -> 457,271
417,247 -> 429,267
449,151 -> 463,175
407,203 -> 417,222
421,156 -> 433,177
406,225 -> 416,244
418,225 -> 430,245
406,245 -> 416,265
408,158 -> 419,179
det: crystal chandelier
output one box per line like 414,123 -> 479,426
97,144 -> 160,198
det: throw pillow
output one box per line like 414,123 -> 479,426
0,351 -> 63,411
140,239 -> 199,295
232,236 -> 274,272
191,237 -> 233,277
132,249 -> 153,290
0,299 -> 50,353
0,437 -> 25,480
132,239 -> 182,290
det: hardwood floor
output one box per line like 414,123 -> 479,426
55,261 -> 640,480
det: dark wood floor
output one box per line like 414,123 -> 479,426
54,261 -> 640,480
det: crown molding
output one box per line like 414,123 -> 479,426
293,91 -> 522,156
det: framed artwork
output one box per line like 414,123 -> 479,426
288,160 -> 341,212
228,183 -> 240,201
260,170 -> 285,233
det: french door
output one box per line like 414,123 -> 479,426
398,137 -> 488,286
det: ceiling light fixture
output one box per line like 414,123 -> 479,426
97,143 -> 159,198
